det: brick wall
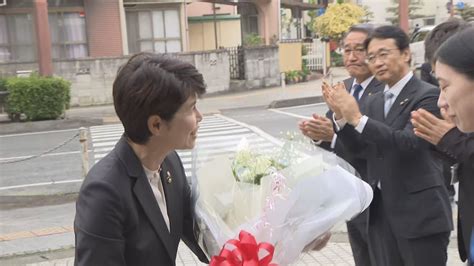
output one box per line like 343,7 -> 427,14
84,0 -> 123,57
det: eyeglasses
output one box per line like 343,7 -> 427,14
365,49 -> 399,64
343,46 -> 366,56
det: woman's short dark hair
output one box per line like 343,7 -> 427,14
424,18 -> 470,63
113,53 -> 206,144
364,25 -> 410,51
435,27 -> 474,81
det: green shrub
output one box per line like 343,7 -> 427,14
243,33 -> 263,47
0,78 -> 7,92
285,70 -> 301,83
330,51 -> 344,67
6,75 -> 71,121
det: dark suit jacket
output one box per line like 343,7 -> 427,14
74,136 -> 208,265
420,62 -> 439,87
320,77 -> 384,180
337,76 -> 453,239
437,129 -> 474,262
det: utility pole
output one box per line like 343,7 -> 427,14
450,0 -> 455,17
34,0 -> 53,76
398,0 -> 409,34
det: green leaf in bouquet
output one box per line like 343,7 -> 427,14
231,149 -> 283,185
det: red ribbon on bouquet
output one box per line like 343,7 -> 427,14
210,230 -> 278,266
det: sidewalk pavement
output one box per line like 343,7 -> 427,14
0,67 -> 465,265
0,201 -> 463,265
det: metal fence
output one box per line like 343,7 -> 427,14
226,46 -> 245,80
302,39 -> 325,71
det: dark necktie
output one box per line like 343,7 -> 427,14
352,84 -> 363,102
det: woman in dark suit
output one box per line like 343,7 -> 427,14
412,28 -> 474,265
74,53 -> 209,265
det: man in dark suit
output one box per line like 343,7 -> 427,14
74,53 -> 209,265
299,24 -> 384,266
323,26 -> 453,266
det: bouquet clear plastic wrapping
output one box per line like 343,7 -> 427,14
190,136 -> 373,265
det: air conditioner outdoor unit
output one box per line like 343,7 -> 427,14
0,0 -> 6,7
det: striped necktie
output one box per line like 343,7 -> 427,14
384,91 -> 395,118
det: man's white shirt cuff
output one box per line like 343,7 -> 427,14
330,134 -> 337,149
332,113 -> 347,132
355,115 -> 369,133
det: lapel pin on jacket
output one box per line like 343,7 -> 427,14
166,171 -> 172,184
400,98 -> 409,105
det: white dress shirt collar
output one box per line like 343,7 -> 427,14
350,76 -> 375,100
352,75 -> 375,90
383,71 -> 413,99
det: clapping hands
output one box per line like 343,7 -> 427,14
298,114 -> 335,142
411,108 -> 455,145
322,81 -> 362,126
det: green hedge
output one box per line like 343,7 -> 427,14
6,75 -> 71,121
0,78 -> 7,92
330,51 -> 344,67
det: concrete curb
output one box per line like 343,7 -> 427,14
0,118 -> 103,135
268,96 -> 325,109
0,193 -> 78,210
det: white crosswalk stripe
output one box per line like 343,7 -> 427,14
89,114 -> 282,178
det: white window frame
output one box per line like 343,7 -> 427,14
126,8 -> 182,54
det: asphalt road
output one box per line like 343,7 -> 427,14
221,102 -> 329,137
0,103 -> 330,194
0,129 -> 85,190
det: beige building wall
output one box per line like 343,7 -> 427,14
254,0 -> 280,45
189,19 -> 241,51
187,2 -> 237,17
279,42 -> 302,72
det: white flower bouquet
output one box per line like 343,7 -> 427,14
191,135 -> 373,265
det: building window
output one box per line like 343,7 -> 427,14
126,9 -> 182,54
0,13 -> 36,63
238,3 -> 259,38
48,12 -> 88,59
424,18 -> 435,25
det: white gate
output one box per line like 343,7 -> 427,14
302,39 -> 324,71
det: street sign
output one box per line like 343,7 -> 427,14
456,2 -> 465,10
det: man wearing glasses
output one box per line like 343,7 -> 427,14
323,25 -> 452,265
299,24 -> 384,266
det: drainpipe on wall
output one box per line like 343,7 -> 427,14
118,0 -> 129,55
277,0 -> 281,43
213,3 -> 218,49
183,0 -> 189,51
